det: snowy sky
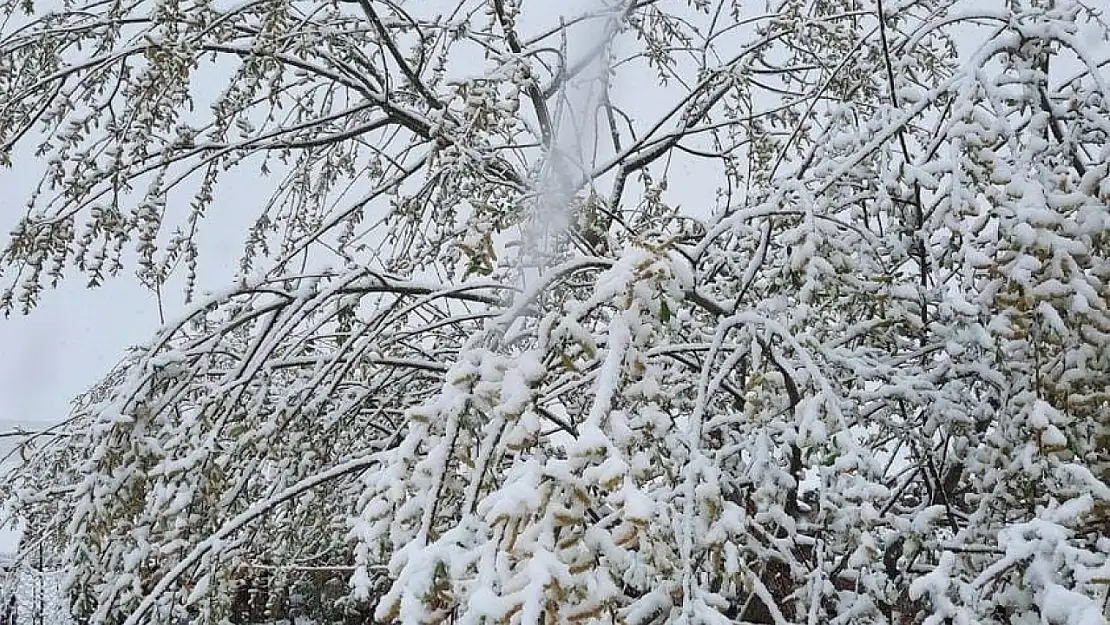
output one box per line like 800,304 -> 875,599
0,0 -> 609,425
2,0 -> 1110,427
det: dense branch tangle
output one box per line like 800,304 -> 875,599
3,1 -> 1110,625
1,0 -> 953,310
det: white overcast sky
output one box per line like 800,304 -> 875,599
0,0 -> 611,425
1,0 -> 1109,426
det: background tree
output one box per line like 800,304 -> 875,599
2,0 -> 1110,624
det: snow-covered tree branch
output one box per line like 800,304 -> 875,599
2,0 -> 1109,623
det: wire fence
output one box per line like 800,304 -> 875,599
0,565 -> 70,625
0,559 -> 368,625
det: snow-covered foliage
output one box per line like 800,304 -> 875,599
2,0 -> 1109,624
